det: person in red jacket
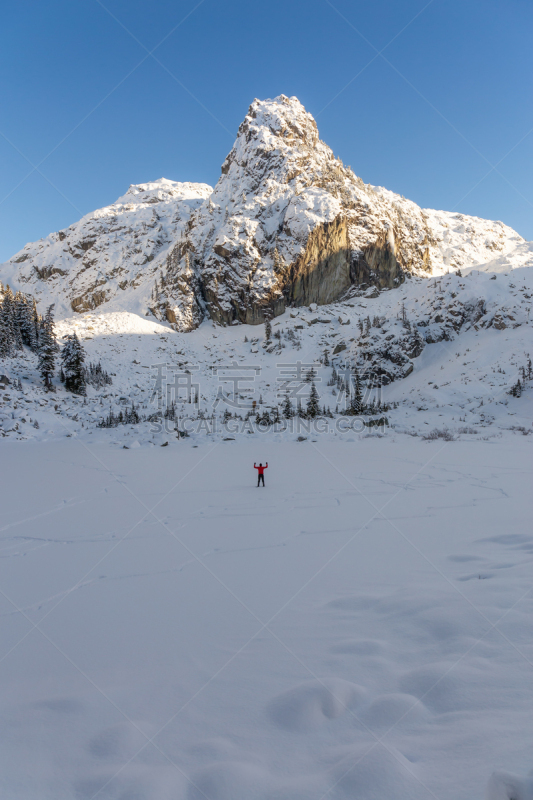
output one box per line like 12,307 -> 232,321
254,462 -> 268,487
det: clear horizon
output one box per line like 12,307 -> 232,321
1,0 -> 531,263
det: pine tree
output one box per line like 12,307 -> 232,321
282,392 -> 294,419
16,294 -> 37,350
306,382 -> 320,418
0,309 -> 10,358
32,300 -> 40,351
61,332 -> 86,395
265,318 -> 272,341
324,349 -> 330,366
350,370 -> 364,415
9,291 -> 23,351
0,286 -> 16,356
38,305 -> 57,390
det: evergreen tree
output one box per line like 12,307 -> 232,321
16,294 -> 37,350
306,382 -> 320,418
265,317 -> 272,341
9,291 -> 23,351
61,332 -> 86,395
350,370 -> 364,415
38,305 -> 57,390
282,392 -> 294,419
0,308 -> 10,358
0,286 -> 16,356
323,349 -> 330,366
32,300 -> 41,350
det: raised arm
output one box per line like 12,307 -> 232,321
254,463 -> 257,469
265,462 -> 268,468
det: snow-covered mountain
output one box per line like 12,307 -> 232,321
2,95 -> 529,332
1,179 -> 212,320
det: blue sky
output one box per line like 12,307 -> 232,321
1,0 -> 531,262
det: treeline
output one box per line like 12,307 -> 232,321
98,404 -> 141,428
508,355 -> 532,398
0,283 -> 111,394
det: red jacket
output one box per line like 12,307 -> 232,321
254,463 -> 268,475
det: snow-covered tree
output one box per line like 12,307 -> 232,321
349,370 -> 364,415
306,382 -> 320,418
16,294 -> 37,350
282,392 -> 294,419
0,286 -> 16,356
61,332 -> 86,395
38,305 -> 57,390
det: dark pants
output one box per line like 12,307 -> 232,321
257,474 -> 265,486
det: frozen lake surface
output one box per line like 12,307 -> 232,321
1,437 -> 532,800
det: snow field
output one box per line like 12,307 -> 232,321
1,264 -> 533,444
0,437 -> 532,799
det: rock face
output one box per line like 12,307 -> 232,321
1,95 -> 526,330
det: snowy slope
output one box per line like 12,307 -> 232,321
0,265 -> 531,445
